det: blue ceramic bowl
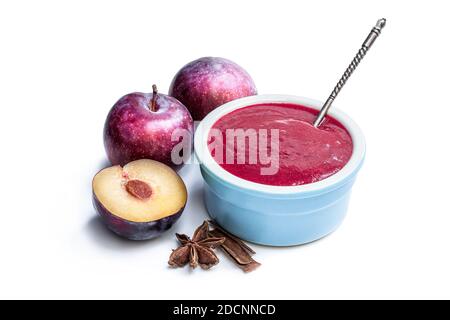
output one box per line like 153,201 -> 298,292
194,95 -> 365,246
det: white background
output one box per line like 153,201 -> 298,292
1,0 -> 449,299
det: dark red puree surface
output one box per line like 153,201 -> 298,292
208,103 -> 353,186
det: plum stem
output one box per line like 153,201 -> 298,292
150,84 -> 158,112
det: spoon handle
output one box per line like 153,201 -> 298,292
313,18 -> 386,127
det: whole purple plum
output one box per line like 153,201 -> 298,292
104,85 -> 193,168
169,57 -> 257,120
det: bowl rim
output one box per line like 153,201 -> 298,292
194,94 -> 365,195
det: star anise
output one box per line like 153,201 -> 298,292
168,221 -> 225,270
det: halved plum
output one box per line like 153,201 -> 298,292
92,159 -> 187,240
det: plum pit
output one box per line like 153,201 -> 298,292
125,179 -> 152,200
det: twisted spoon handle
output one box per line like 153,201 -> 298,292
313,18 -> 386,127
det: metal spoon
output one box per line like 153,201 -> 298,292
313,18 -> 386,127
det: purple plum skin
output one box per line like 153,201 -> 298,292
93,193 -> 184,240
104,92 -> 193,168
169,57 -> 257,120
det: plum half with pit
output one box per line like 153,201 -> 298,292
169,57 -> 257,120
92,159 -> 187,240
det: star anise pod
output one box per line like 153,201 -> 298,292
168,221 -> 225,270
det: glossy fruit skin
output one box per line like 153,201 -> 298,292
93,193 -> 184,240
169,57 -> 257,120
104,92 -> 193,168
